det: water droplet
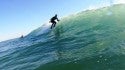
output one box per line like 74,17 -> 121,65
97,60 -> 100,63
99,55 -> 102,58
104,59 -> 107,61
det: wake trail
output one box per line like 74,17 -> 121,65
28,22 -> 52,37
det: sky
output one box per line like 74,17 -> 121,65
0,0 -> 125,42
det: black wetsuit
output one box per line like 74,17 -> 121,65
50,15 -> 59,29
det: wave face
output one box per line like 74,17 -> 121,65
0,4 -> 125,70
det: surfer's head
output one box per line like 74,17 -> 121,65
55,14 -> 57,17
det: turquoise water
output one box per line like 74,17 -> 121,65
0,4 -> 125,70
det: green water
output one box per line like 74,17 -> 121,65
36,4 -> 125,70
0,4 -> 125,70
36,54 -> 125,70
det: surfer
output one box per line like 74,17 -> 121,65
50,14 -> 60,29
20,35 -> 24,38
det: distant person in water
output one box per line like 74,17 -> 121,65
20,35 -> 24,38
50,14 -> 60,29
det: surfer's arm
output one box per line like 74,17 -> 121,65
57,18 -> 60,22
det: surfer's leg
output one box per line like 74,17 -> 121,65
51,21 -> 54,29
51,21 -> 56,29
53,22 -> 56,27
51,23 -> 54,29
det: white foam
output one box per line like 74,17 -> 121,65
28,22 -> 52,37
113,0 -> 125,4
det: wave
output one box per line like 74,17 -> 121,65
0,4 -> 125,70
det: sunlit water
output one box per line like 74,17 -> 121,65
0,4 -> 125,70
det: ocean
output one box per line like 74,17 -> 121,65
0,4 -> 125,70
